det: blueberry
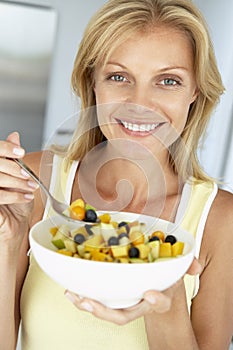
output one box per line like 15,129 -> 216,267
165,235 -> 177,245
84,224 -> 94,236
108,236 -> 119,246
149,236 -> 160,242
74,233 -> 86,244
118,232 -> 129,239
85,209 -> 97,222
118,221 -> 130,233
128,246 -> 140,258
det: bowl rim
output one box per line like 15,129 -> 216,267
29,211 -> 195,267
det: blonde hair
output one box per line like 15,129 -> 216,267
67,0 -> 224,181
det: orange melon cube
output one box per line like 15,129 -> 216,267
129,231 -> 144,245
50,226 -> 58,236
99,213 -> 111,224
150,231 -> 165,242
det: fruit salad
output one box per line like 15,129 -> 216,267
50,213 -> 186,263
62,198 -> 99,223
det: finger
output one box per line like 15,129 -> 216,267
6,131 -> 21,146
0,172 -> 38,193
142,290 -> 171,313
65,290 -> 171,325
0,133 -> 25,158
65,290 -> 133,325
0,188 -> 34,204
78,292 -> 171,324
0,158 -> 30,179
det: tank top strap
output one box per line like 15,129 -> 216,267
175,178 -> 218,258
175,178 -> 218,304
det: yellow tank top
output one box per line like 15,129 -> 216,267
20,156 -> 218,350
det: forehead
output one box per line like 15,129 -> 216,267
97,26 -> 195,73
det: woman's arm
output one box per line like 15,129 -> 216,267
0,233 -> 30,350
145,189 -> 233,350
191,189 -> 233,349
0,133 -> 45,349
144,280 -> 199,349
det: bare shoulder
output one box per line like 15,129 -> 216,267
208,188 -> 233,229
202,187 -> 233,261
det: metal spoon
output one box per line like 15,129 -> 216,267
12,158 -> 97,225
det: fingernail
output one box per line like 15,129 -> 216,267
80,301 -> 93,312
145,295 -> 157,304
24,193 -> 34,200
21,169 -> 30,178
27,180 -> 39,189
13,147 -> 25,156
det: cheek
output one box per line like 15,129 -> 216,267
94,82 -> 110,104
95,82 -> 127,105
96,103 -> 118,140
166,97 -> 191,126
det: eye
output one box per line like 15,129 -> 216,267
108,74 -> 127,82
161,78 -> 181,86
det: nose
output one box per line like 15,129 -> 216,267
125,84 -> 156,115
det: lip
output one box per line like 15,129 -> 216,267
115,118 -> 166,137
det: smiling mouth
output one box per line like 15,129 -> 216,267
117,119 -> 164,133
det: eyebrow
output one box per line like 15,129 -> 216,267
105,61 -> 128,69
105,61 -> 189,72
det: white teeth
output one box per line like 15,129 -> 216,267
121,121 -> 160,132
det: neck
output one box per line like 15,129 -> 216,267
77,142 -> 183,218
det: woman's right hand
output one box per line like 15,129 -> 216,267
0,132 -> 38,250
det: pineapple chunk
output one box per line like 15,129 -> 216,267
57,249 -> 73,257
111,245 -> 129,258
136,244 -> 150,259
172,241 -> 184,256
84,234 -> 104,251
91,250 -> 113,262
159,242 -> 172,257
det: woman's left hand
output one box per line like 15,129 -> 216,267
64,258 -> 201,325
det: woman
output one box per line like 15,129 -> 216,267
1,0 -> 233,349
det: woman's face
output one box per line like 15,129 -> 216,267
94,26 -> 198,156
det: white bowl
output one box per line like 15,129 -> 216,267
29,212 -> 195,309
